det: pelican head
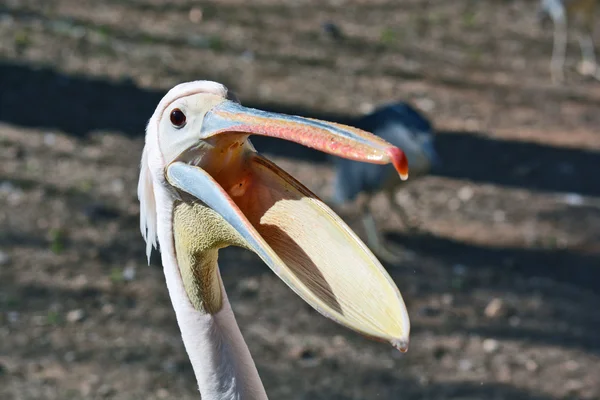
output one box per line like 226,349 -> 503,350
139,81 -> 411,354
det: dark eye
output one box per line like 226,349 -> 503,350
170,108 -> 186,127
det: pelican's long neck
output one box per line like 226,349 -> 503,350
154,189 -> 268,400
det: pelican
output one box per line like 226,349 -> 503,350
138,81 -> 411,399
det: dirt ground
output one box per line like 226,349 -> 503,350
1,0 -> 599,399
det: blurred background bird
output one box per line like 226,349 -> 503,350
331,102 -> 440,265
537,0 -> 600,82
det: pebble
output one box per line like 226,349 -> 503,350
358,102 -> 375,114
332,335 -> 347,347
111,178 -> 125,194
187,34 -> 210,48
441,293 -> 454,306
66,309 -> 85,323
64,351 -> 76,363
0,182 -> 24,205
101,303 -> 115,316
563,193 -> 584,206
189,7 -> 203,23
564,360 -> 579,372
240,50 -> 255,62
457,186 -> 474,202
97,384 -> 115,397
0,250 -> 10,266
415,97 -> 435,113
7,311 -> 19,323
43,132 -> 56,146
122,263 -> 136,281
238,277 -> 260,296
484,298 -> 506,318
482,338 -> 499,353
161,359 -> 177,374
524,358 -> 538,372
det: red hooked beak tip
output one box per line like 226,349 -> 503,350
387,147 -> 409,181
392,338 -> 409,353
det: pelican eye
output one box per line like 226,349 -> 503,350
170,108 -> 187,128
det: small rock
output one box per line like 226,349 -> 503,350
0,250 -> 10,266
101,303 -> 115,316
359,102 -> 375,114
122,263 -> 136,281
111,178 -> 125,194
415,97 -> 435,113
332,335 -> 346,347
97,384 -> 115,397
43,132 -> 56,146
189,7 -> 203,23
240,50 -> 255,62
441,293 -> 454,306
238,278 -> 260,296
288,345 -> 305,359
484,298 -> 506,319
66,309 -> 85,323
565,379 -> 584,393
64,351 -> 76,363
564,360 -> 579,371
563,193 -> 584,206
457,186 -> 474,202
187,34 -> 210,48
0,181 -> 16,194
482,338 -> 499,353
7,311 -> 19,323
508,316 -> 521,327
162,359 -> 178,374
524,358 -> 538,372
156,388 -> 170,399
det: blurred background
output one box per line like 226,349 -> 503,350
1,0 -> 599,399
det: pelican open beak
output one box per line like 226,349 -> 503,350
166,100 -> 410,351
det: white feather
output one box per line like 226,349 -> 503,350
138,142 -> 158,263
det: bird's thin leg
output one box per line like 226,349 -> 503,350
386,189 -> 420,233
576,31 -> 599,78
358,195 -> 404,265
551,18 -> 568,83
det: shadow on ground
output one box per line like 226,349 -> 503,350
2,61 -> 600,197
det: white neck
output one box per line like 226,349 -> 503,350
155,189 -> 268,400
